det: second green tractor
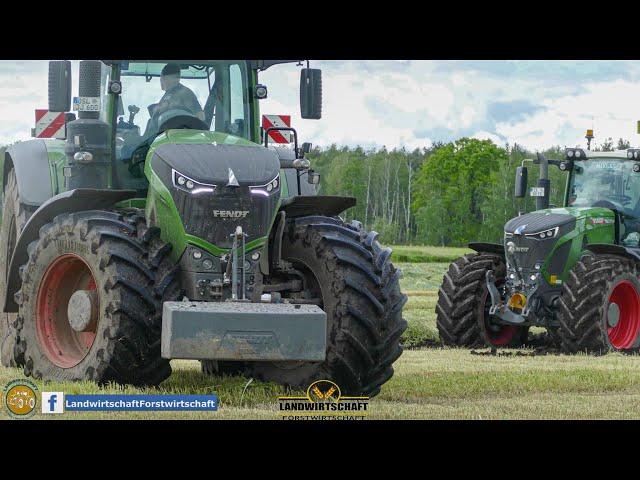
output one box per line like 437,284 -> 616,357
438,147 -> 640,353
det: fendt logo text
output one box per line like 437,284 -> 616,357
212,210 -> 250,219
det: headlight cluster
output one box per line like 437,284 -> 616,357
173,169 -> 215,195
525,226 -> 559,239
627,149 -> 640,159
250,174 -> 280,197
566,148 -> 586,159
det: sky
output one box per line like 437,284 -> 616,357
2,60 -> 640,152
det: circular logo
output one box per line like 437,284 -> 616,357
3,379 -> 38,419
306,380 -> 341,403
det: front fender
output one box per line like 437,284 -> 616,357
4,188 -> 136,313
468,242 -> 505,256
279,195 -> 356,218
5,140 -> 54,207
585,243 -> 640,263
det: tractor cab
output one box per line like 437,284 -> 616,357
108,61 -> 256,194
46,60 -> 322,197
565,149 -> 640,246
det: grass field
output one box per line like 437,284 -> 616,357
2,253 -> 640,420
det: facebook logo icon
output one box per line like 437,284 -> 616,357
41,392 -> 64,414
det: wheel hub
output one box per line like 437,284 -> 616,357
68,290 -> 98,332
607,302 -> 620,328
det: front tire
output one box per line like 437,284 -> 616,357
239,217 -> 408,397
436,253 -> 528,348
15,210 -> 175,386
557,255 -> 640,354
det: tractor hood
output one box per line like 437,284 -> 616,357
504,207 -> 614,235
146,131 -> 281,252
151,143 -> 279,186
503,206 -> 615,289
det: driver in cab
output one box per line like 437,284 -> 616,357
152,64 -> 205,121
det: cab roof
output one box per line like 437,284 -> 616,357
580,150 -> 630,159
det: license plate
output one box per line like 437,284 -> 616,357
73,96 -> 101,112
530,187 -> 545,197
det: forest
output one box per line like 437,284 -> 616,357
0,136 -> 632,247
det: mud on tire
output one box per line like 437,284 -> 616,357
14,209 -> 178,386
557,254 -> 640,354
436,253 -> 528,348
236,216 -> 407,398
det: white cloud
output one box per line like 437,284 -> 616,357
1,60 -> 640,152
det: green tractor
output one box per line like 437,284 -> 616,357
0,60 -> 407,396
437,147 -> 640,353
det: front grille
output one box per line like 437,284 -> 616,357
173,186 -> 279,249
505,235 -> 551,271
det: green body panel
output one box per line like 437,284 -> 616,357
115,198 -> 147,209
45,141 -> 67,195
537,207 -> 615,284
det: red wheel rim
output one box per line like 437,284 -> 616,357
485,320 -> 518,346
35,254 -> 98,368
607,280 -> 640,350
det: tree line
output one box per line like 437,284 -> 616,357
308,137 -> 633,247
1,137 -> 632,248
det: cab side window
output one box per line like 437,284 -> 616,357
228,64 -> 247,137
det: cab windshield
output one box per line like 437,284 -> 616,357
568,159 -> 640,215
568,158 -> 640,246
113,61 -> 251,164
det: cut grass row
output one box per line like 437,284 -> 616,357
390,245 -> 470,263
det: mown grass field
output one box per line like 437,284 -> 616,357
2,246 -> 640,420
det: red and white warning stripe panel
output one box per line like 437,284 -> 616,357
262,115 -> 292,144
34,110 -> 66,139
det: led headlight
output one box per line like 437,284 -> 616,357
526,226 -> 559,239
172,169 -> 215,195
250,174 -> 280,197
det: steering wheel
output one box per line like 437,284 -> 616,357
157,113 -> 208,134
147,107 -> 207,136
592,199 -> 630,215
604,194 -> 633,205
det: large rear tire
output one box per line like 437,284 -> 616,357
0,169 -> 36,367
14,210 -> 176,386
557,255 -> 640,354
226,217 -> 407,397
436,253 -> 528,347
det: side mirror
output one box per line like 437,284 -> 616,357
298,142 -> 312,158
515,166 -> 528,198
300,68 -> 322,119
308,170 -> 320,185
48,60 -> 72,112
